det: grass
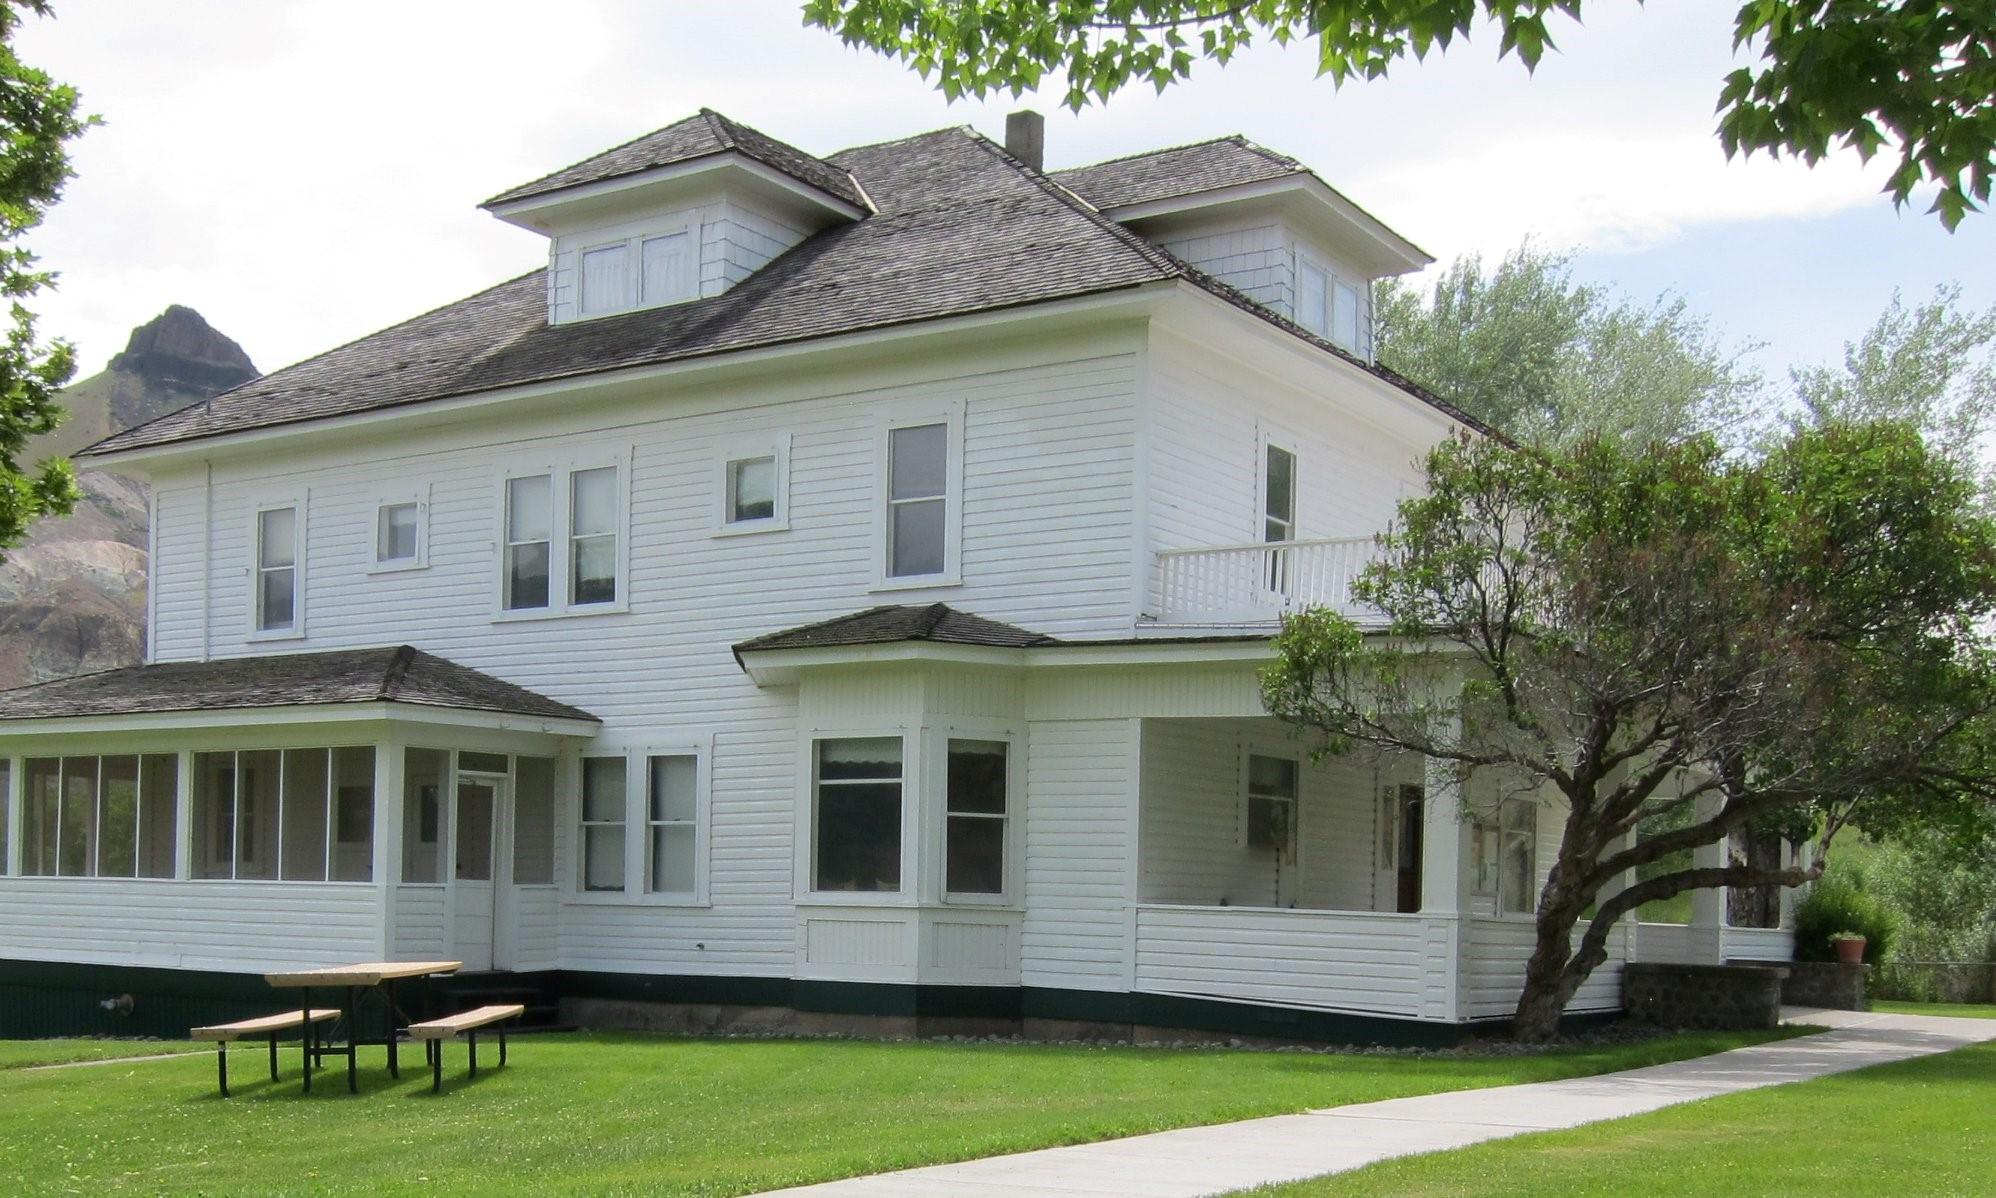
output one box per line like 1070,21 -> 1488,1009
1872,999 -> 1996,1019
0,1027 -> 1792,1196
1247,1038 -> 1996,1197
0,1038 -> 208,1070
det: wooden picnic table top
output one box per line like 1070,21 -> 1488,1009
264,960 -> 462,988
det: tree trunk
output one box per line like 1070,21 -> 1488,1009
1512,895 -> 1590,1042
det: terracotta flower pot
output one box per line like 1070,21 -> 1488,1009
1833,936 -> 1867,965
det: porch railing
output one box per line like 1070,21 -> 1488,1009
1153,536 -> 1378,625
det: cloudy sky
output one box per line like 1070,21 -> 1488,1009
18,1 -> 1994,393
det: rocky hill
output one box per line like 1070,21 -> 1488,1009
0,307 -> 258,688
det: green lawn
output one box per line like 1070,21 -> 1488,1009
1871,999 -> 1996,1019
0,1038 -> 208,1070
0,1028 -> 1790,1196
1248,1039 -> 1996,1197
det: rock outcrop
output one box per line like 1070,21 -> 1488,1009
0,308 -> 258,689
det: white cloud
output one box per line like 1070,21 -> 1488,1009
15,0 -> 1898,378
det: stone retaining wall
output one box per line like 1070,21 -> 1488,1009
1623,962 -> 1788,1029
1775,961 -> 1867,1011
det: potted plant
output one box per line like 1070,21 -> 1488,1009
1829,930 -> 1868,965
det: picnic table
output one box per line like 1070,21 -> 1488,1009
265,960 -> 460,1093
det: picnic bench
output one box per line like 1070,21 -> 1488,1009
264,960 -> 461,1093
191,1008 -> 339,1098
408,1004 -> 524,1093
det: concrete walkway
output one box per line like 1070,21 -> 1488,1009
754,1008 -> 1996,1197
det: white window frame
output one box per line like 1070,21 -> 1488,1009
796,728 -> 915,905
937,725 -> 1019,906
249,495 -> 306,640
571,215 -> 700,320
491,449 -> 631,621
713,434 -> 791,536
1259,434 -> 1298,544
1500,797 -> 1539,916
873,402 -> 964,591
1295,255 -> 1332,338
1332,279 -> 1364,355
368,486 -> 429,573
563,738 -> 712,906
575,753 -> 629,897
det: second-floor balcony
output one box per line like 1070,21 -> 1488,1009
1151,536 -> 1382,627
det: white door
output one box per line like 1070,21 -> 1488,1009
452,777 -> 503,971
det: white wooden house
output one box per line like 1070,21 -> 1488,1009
0,111 -> 1791,1042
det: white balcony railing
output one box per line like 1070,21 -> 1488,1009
1153,536 -> 1378,625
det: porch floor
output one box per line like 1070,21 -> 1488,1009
752,1007 -> 1996,1197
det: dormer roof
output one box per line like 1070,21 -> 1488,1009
1054,136 -> 1432,277
483,108 -> 868,213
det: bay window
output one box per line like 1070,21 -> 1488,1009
944,739 -> 1007,897
813,737 -> 903,893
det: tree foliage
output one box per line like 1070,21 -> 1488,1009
1375,244 -> 1763,446
803,0 -> 1996,227
1262,423 -> 1996,1038
0,0 -> 90,562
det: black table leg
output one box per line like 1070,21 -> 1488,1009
216,1043 -> 229,1099
431,1039 -> 442,1094
499,1022 -> 508,1068
468,1031 -> 478,1079
344,986 -> 359,1094
268,1034 -> 279,1082
385,977 -> 400,1079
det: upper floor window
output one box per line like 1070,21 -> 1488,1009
1332,281 -> 1363,354
1263,444 -> 1296,544
578,227 -> 697,318
1296,256 -> 1364,355
255,503 -> 301,635
501,461 -> 624,616
372,491 -> 427,572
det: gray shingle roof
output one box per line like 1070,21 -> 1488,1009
1051,136 -> 1304,210
734,604 -> 1060,654
0,645 -> 597,724
86,119 -> 1473,458
484,109 -> 867,211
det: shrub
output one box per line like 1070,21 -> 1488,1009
1795,876 -> 1899,963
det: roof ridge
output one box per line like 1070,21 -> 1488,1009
959,128 -> 1187,282
481,113 -> 720,208
1052,133 -> 1269,176
826,124 -> 974,160
914,602 -> 952,638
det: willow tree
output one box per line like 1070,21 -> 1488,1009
1262,422 -> 1996,1039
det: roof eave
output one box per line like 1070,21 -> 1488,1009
735,636 -> 1281,687
0,699 -> 602,739
482,151 -> 871,231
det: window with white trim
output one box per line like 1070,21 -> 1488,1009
576,226 -> 698,318
1332,280 -> 1363,353
580,756 -> 626,893
189,747 -> 374,882
569,467 -> 619,605
944,738 -> 1008,897
1297,259 -> 1331,338
1243,754 -> 1299,859
646,754 -> 698,895
255,504 -> 301,634
1263,444 -> 1296,543
501,463 -> 623,615
718,436 -> 790,533
886,423 -> 948,579
19,754 -> 178,879
374,498 -> 424,570
813,737 -> 903,893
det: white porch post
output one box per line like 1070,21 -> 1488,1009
375,736 -> 405,959
1420,750 -> 1473,1022
1778,838 -> 1814,930
1687,792 -> 1727,964
173,749 -> 193,880
4,755 -> 20,877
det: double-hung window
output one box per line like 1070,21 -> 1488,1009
812,737 -> 903,893
646,755 -> 698,895
579,756 -> 626,893
1262,441 -> 1297,592
944,739 -> 1008,897
883,413 -> 959,583
254,503 -> 302,635
501,461 -> 624,616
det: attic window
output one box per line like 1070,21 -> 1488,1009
576,225 -> 699,318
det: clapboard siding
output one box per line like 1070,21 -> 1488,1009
148,477 -> 207,661
1145,329 -> 1433,585
392,885 -> 448,960
1133,905 -> 1431,1016
0,879 -> 379,971
1464,916 -> 1627,1018
1021,719 -> 1137,991
1723,926 -> 1796,962
508,887 -> 560,971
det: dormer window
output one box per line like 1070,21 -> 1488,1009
577,226 -> 699,318
1296,256 -> 1365,356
